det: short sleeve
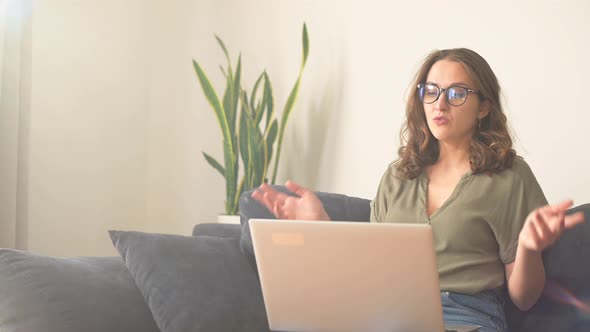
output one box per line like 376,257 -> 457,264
370,165 -> 396,223
496,159 -> 548,263
369,199 -> 381,223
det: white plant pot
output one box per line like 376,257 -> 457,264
217,214 -> 240,224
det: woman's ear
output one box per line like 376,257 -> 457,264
479,100 -> 491,120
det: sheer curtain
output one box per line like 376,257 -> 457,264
0,0 -> 32,249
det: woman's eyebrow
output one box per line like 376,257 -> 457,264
426,81 -> 471,87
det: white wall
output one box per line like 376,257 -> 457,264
145,0 -> 235,235
24,0 -> 151,256
3,0 -> 588,256
146,0 -> 590,232
340,0 -> 590,204
145,0 -> 353,234
208,0 -> 590,205
0,0 -> 23,249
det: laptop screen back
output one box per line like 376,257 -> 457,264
249,219 -> 445,332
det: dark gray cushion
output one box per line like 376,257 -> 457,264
0,249 -> 159,332
192,222 -> 241,239
238,186 -> 371,268
109,230 -> 269,332
514,204 -> 590,332
543,204 -> 590,290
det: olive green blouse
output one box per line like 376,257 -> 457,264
370,157 -> 547,294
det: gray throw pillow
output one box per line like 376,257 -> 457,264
109,230 -> 269,332
0,249 -> 159,332
192,222 -> 242,239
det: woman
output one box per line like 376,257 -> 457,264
251,48 -> 585,332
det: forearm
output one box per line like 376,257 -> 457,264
507,242 -> 546,311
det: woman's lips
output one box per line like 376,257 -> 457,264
433,116 -> 448,125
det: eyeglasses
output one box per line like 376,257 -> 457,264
417,83 -> 479,107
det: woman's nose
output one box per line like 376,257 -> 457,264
434,91 -> 449,112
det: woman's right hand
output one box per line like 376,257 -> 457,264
251,180 -> 331,221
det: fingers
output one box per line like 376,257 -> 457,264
564,211 -> 585,229
285,180 -> 309,197
251,184 -> 286,217
271,196 -> 297,220
522,203 -> 586,253
550,199 -> 574,213
259,184 -> 287,204
540,200 -> 585,230
251,189 -> 274,215
539,206 -> 565,235
534,209 -> 563,247
273,202 -> 284,219
282,197 -> 296,219
522,209 -> 561,252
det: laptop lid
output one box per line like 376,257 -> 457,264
249,219 -> 447,332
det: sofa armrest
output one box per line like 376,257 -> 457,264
504,203 -> 590,332
317,191 -> 371,222
192,223 -> 241,239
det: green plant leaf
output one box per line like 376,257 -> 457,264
271,78 -> 300,184
202,25 -> 309,213
216,35 -> 234,101
262,72 -> 274,131
245,118 -> 255,190
193,60 -> 230,142
193,59 -> 237,214
222,73 -> 233,133
232,176 -> 246,215
245,106 -> 264,190
202,152 -> 225,177
242,93 -> 250,114
263,119 -> 278,181
215,35 -> 231,72
254,75 -> 268,128
270,23 -> 309,184
239,93 -> 250,183
250,72 -> 265,112
232,55 -> 242,127
221,57 -> 240,160
302,23 -> 310,68
254,98 -> 264,128
223,136 -> 238,214
261,138 -> 269,186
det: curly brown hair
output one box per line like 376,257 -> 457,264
396,48 -> 516,179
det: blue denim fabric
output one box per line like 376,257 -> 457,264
442,290 -> 507,332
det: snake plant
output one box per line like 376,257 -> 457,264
192,23 -> 309,215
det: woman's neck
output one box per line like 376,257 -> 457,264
436,140 -> 471,170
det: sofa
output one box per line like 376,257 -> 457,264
0,187 -> 588,332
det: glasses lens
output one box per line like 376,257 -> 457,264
419,84 -> 439,104
447,87 -> 468,106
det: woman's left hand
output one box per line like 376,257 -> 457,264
519,200 -> 585,252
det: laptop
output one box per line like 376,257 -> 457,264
249,219 -> 480,332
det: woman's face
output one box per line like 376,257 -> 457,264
423,59 -> 488,146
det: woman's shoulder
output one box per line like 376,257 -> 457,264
493,155 -> 538,184
509,155 -> 534,174
382,160 -> 408,179
377,161 -> 398,185
378,160 -> 420,187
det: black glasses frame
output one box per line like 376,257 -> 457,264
417,83 -> 479,107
